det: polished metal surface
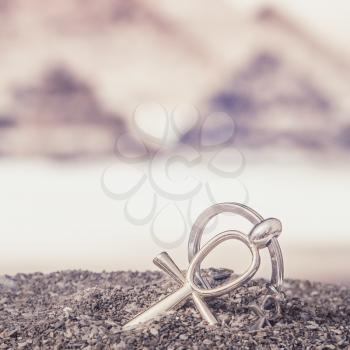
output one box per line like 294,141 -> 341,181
188,202 -> 284,329
124,231 -> 245,329
153,251 -> 218,325
123,202 -> 284,330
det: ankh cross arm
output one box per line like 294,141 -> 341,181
153,252 -> 217,325
122,252 -> 217,329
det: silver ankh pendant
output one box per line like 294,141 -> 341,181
123,202 -> 284,330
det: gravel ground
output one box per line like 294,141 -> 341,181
0,270 -> 349,349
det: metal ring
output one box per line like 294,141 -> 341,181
187,202 -> 284,291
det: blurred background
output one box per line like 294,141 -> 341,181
0,0 -> 349,284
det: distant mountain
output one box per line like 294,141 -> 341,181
183,7 -> 350,153
0,66 -> 125,159
204,51 -> 335,150
0,1 -> 349,157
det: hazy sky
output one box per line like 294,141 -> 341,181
229,0 -> 350,52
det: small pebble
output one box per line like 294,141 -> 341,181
149,327 -> 158,336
